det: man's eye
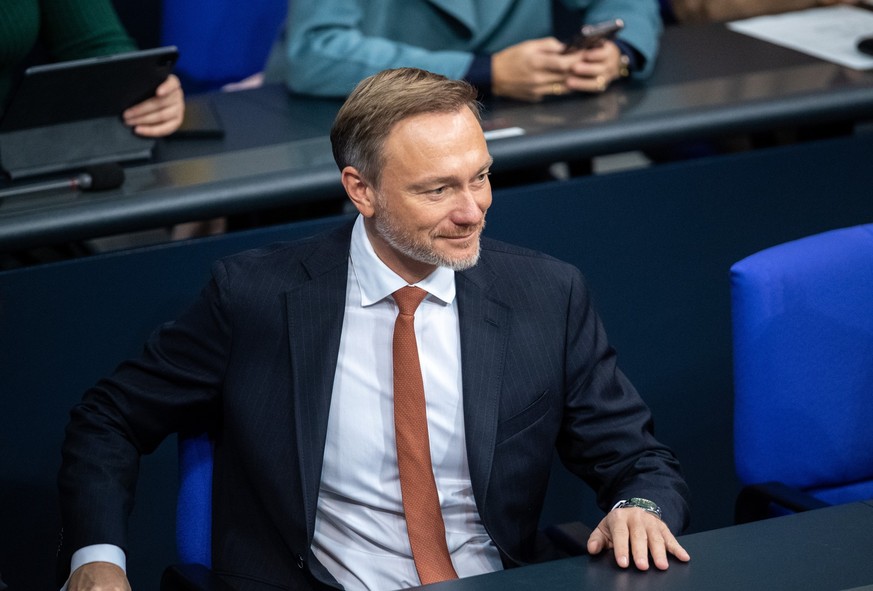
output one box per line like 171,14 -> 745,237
429,186 -> 446,195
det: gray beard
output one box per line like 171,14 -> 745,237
372,211 -> 482,271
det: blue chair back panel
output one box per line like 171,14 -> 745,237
176,433 -> 215,566
160,0 -> 287,90
731,224 -> 873,491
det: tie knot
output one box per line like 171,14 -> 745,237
393,286 -> 427,316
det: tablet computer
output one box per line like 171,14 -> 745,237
0,46 -> 179,179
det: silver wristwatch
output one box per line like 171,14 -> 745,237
614,497 -> 662,520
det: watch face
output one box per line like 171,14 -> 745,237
625,497 -> 662,519
629,497 -> 658,511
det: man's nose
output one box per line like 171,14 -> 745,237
452,188 -> 487,224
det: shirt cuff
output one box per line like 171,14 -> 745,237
60,545 -> 126,591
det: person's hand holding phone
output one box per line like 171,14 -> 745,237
491,19 -> 630,101
564,40 -> 627,93
491,37 -> 591,101
561,19 -> 628,94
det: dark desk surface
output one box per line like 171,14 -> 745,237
2,22 -> 873,251
413,502 -> 873,591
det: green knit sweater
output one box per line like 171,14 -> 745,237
1,0 -> 135,109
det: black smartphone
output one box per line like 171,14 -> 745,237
171,98 -> 225,139
562,18 -> 624,53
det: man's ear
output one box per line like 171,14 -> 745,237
341,166 -> 376,218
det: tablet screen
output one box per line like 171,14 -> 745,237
0,46 -> 179,132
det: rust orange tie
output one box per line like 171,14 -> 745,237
392,286 -> 459,585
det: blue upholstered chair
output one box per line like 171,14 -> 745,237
730,223 -> 873,523
161,433 -> 222,591
160,0 -> 287,92
176,433 -> 214,566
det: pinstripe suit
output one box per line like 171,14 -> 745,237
59,220 -> 689,590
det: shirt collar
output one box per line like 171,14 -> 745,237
349,215 -> 456,307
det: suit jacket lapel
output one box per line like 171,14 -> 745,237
285,223 -> 353,541
457,259 -> 511,506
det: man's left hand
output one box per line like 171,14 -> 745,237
587,507 -> 691,570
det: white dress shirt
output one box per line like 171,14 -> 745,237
312,216 -> 501,589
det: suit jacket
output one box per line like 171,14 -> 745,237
270,0 -> 662,96
59,221 -> 689,590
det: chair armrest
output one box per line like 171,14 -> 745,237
735,481 -> 830,524
542,521 -> 593,557
161,564 -> 235,591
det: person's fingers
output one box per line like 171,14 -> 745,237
586,526 -> 608,555
590,511 -> 689,570
668,535 -> 692,563
122,75 -> 185,136
155,74 -> 182,96
124,91 -> 182,121
123,86 -> 185,136
609,521 -> 631,568
565,73 -> 608,93
629,523 -> 651,570
646,527 -> 669,570
566,41 -> 622,92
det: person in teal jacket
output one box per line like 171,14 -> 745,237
270,0 -> 661,101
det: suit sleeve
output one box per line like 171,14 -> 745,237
556,268 -> 690,533
56,260 -> 233,581
281,0 -> 474,96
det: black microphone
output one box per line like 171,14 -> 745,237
0,163 -> 125,199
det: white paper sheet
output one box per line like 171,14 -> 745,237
727,5 -> 873,70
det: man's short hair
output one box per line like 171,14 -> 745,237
330,68 -> 481,187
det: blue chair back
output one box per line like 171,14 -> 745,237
160,0 -> 287,92
731,223 -> 873,505
176,433 -> 214,566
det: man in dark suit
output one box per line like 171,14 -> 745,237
59,67 -> 690,590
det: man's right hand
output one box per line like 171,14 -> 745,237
67,562 -> 131,591
491,37 -> 584,101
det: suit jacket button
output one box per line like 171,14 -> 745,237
296,554 -> 305,569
